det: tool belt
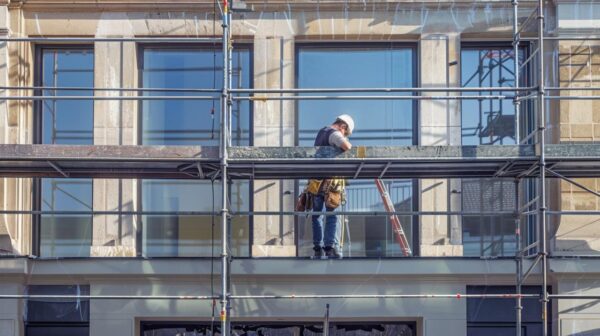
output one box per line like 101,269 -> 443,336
295,179 -> 346,211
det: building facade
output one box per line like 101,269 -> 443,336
0,0 -> 599,335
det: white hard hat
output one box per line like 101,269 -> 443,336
336,114 -> 355,135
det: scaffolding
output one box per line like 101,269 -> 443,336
0,0 -> 599,335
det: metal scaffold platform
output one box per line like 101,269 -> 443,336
0,144 -> 599,179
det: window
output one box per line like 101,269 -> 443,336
460,44 -> 530,257
40,179 -> 93,257
140,46 -> 251,145
461,179 -> 516,257
467,286 -> 548,336
139,46 -> 252,257
296,43 -> 417,257
141,180 -> 250,257
38,48 -> 94,144
26,285 -> 89,336
461,45 -> 528,145
297,44 -> 415,146
141,321 -> 416,336
36,48 -> 94,257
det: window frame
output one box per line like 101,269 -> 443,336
136,43 -> 254,147
294,41 -> 419,147
25,285 -> 90,336
32,45 -> 95,258
459,42 -> 533,258
459,41 -> 532,146
294,42 -> 420,257
466,285 -> 550,336
136,43 -> 254,258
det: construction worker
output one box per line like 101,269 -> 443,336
310,114 -> 354,258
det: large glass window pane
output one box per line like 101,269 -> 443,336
141,180 -> 249,257
461,46 -> 526,145
461,179 -> 516,257
297,44 -> 416,257
41,48 -> 94,145
297,44 -> 414,146
38,48 -> 94,258
40,179 -> 93,257
141,47 -> 251,145
297,179 -> 413,257
140,46 -> 252,257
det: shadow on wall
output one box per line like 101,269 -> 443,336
553,216 -> 600,256
0,218 -> 15,255
560,299 -> 600,315
0,233 -> 13,254
553,240 -> 600,256
566,328 -> 600,336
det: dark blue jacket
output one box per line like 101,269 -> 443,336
314,126 -> 337,146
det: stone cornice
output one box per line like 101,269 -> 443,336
15,0 -> 541,12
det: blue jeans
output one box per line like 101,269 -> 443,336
312,193 -> 338,248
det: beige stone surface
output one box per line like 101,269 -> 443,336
252,245 -> 296,257
420,244 -> 463,257
571,124 -> 593,139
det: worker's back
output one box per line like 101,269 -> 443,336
314,126 -> 337,147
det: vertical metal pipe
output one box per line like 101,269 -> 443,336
227,9 -> 234,147
220,1 -> 230,335
513,0 -> 521,143
324,303 -> 330,336
515,178 -> 522,336
226,8 -> 234,335
537,0 -> 548,335
513,3 -> 523,335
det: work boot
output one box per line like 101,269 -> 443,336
324,246 -> 342,259
313,246 -> 325,258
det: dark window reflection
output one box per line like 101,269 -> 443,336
26,285 -> 89,336
27,326 -> 89,336
141,322 -> 416,336
461,179 -> 516,257
467,286 -> 547,336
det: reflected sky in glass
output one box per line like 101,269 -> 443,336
142,47 -> 250,146
297,45 -> 415,146
41,49 -> 94,144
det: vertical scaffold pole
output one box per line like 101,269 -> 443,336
512,3 -> 522,336
513,0 -> 521,143
220,0 -> 230,335
515,178 -> 523,336
537,0 -> 549,335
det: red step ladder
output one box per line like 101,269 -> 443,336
374,179 -> 412,256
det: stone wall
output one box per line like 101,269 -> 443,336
553,43 -> 600,256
